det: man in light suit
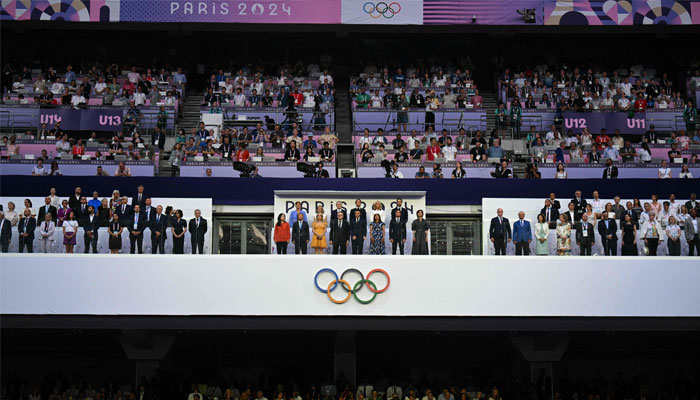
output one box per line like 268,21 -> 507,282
291,212 -> 310,254
349,209 -> 367,254
128,205 -> 147,254
389,209 -> 407,255
83,205 -> 100,253
0,212 -> 12,253
512,211 -> 532,255
685,208 -> 700,256
489,208 -> 511,255
598,211 -> 618,256
150,205 -> 167,254
188,209 -> 207,254
576,213 -> 595,256
330,211 -> 350,254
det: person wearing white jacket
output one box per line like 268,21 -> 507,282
640,212 -> 665,256
39,213 -> 56,253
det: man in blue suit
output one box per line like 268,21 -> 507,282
512,211 -> 532,255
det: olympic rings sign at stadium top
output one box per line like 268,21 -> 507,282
314,268 -> 390,304
362,2 -> 402,19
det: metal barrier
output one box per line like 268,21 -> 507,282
352,110 -> 486,132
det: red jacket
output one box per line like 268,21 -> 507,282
274,222 -> 290,242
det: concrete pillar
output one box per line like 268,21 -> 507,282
510,333 -> 570,400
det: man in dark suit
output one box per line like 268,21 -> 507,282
563,202 -> 580,224
540,199 -> 560,228
188,209 -> 207,254
349,199 -> 367,225
128,205 -> 146,254
602,159 -> 618,179
330,211 -> 350,254
623,201 -> 639,228
0,212 -> 11,253
598,211 -> 618,256
576,214 -> 595,256
512,211 -> 532,255
349,209 -> 367,254
391,198 -> 409,225
68,186 -> 82,211
489,208 -> 511,255
330,201 -> 347,223
132,185 -> 147,209
140,198 -> 154,229
291,212 -> 310,254
150,205 -> 167,254
571,190 -> 588,216
75,197 -> 89,223
83,205 -> 100,253
17,209 -> 36,253
685,192 -> 699,214
389,209 -> 407,255
548,193 -> 561,210
115,197 -> 133,221
37,196 -> 57,223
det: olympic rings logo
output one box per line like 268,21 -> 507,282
362,1 -> 401,19
314,268 -> 390,304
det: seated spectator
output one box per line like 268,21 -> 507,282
389,162 -> 403,178
487,139 -> 506,160
431,163 -> 443,179
426,138 -> 441,161
492,160 -> 512,178
619,141 -> 637,162
303,133 -> 317,149
658,159 -> 672,179
48,161 -> 62,176
235,143 -> 250,162
31,159 -> 47,176
392,133 -> 405,150
530,138 -> 546,162
360,143 -> 374,162
372,129 -> 388,148
602,143 -> 619,161
114,162 -> 131,177
470,141 -> 486,162
409,140 -> 423,161
285,141 -> 300,161
668,143 -> 683,162
555,162 -> 567,179
415,166 -> 430,178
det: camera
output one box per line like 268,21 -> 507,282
380,159 -> 393,178
233,161 -> 255,178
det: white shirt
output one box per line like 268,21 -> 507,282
127,71 -> 141,83
658,167 -> 671,179
233,93 -> 246,107
63,220 -> 78,233
620,82 -> 632,96
359,136 -> 372,147
50,82 -> 64,95
319,74 -> 333,84
617,97 -> 630,109
32,166 -> 47,175
371,95 -> 382,108
601,97 -> 614,107
391,171 -> 404,178
251,82 -> 264,94
71,95 -> 86,106
442,145 -> 457,161
133,92 -> 146,106
433,76 -> 447,87
95,82 -> 107,93
638,148 -> 651,162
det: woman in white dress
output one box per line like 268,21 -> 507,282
368,201 -> 386,224
555,163 -> 567,179
5,201 -> 19,226
590,190 -> 604,219
584,204 -> 597,227
556,214 -> 572,255
49,187 -> 60,208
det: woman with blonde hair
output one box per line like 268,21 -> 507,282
310,213 -> 328,254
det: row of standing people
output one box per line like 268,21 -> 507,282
274,199 -> 429,255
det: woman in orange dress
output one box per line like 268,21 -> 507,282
311,213 -> 328,254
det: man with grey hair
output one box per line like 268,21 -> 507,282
189,209 -> 207,254
0,211 -> 11,252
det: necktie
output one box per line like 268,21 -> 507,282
338,221 -> 341,228
122,205 -> 125,213
197,218 -> 200,227
546,208 -> 550,220
157,215 -> 160,223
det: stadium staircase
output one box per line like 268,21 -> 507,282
333,65 -> 355,176
480,90 -> 498,132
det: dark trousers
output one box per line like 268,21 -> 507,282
1,240 -> 8,253
688,235 -> 700,256
667,238 -> 681,256
173,237 -> 184,254
84,232 -> 98,253
276,241 -> 288,254
129,233 -> 143,254
391,239 -> 404,255
493,236 -> 506,255
351,237 -> 364,254
191,239 -> 204,254
579,239 -> 592,256
295,241 -> 307,254
151,233 -> 165,254
646,238 -> 659,256
19,236 -> 33,253
602,239 -> 617,256
332,242 -> 347,254
515,241 -> 530,255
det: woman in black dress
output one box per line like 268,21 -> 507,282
108,213 -> 124,254
621,213 -> 637,256
171,209 -> 187,254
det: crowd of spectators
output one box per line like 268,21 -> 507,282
499,65 -> 697,114
351,65 -> 483,113
0,185 -> 207,254
489,190 -> 700,256
200,66 -> 334,113
2,63 -> 186,107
